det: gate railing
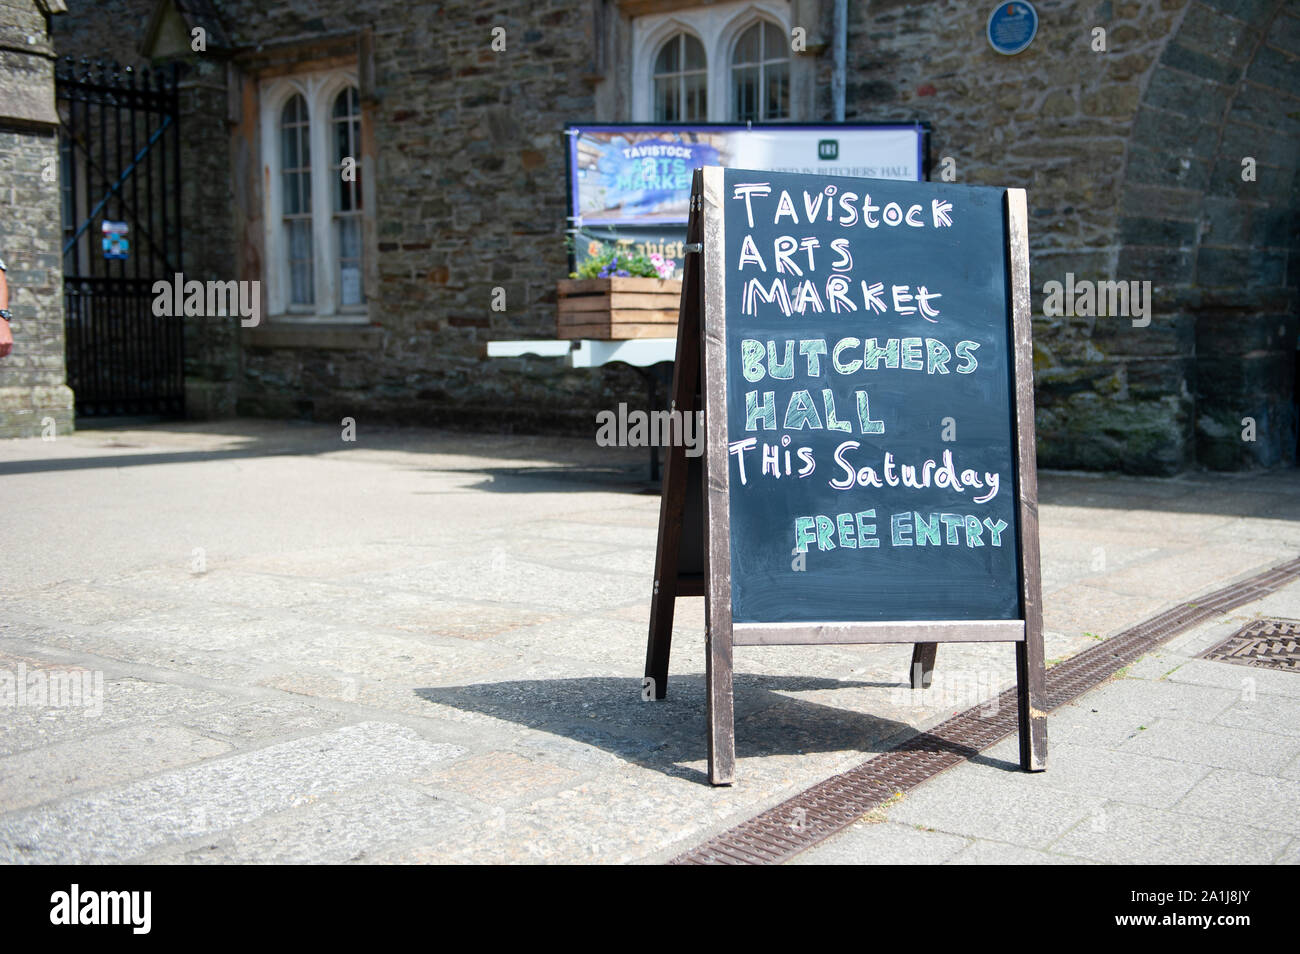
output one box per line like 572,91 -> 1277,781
57,58 -> 184,417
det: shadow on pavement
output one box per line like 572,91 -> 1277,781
417,673 -> 972,786
0,446 -> 311,476
453,466 -> 652,493
8,418 -> 1294,518
0,419 -> 648,484
1037,468 -> 1300,520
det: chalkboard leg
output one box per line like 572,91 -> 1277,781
645,432 -> 685,700
1016,637 -> 1048,771
645,184 -> 702,703
706,623 -> 735,786
909,642 -> 937,689
1006,186 -> 1048,772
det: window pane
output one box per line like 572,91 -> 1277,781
683,35 -> 705,70
654,76 -> 679,122
733,66 -> 759,121
287,219 -> 313,305
734,24 -> 760,65
337,218 -> 363,307
335,116 -> 350,165
332,87 -> 351,118
282,124 -> 298,170
338,216 -> 360,259
333,87 -> 358,159
283,171 -> 298,215
654,33 -> 706,123
764,62 -> 789,120
281,94 -> 307,169
763,20 -> 786,59
655,36 -> 679,74
332,87 -> 362,214
683,72 -> 707,121
280,92 -> 313,307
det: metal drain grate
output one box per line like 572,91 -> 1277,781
1203,618 -> 1300,672
671,555 -> 1300,865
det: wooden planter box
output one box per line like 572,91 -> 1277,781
556,277 -> 683,340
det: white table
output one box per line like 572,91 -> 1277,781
486,338 -> 677,368
486,337 -> 679,479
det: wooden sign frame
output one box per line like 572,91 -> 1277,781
646,167 -> 1046,785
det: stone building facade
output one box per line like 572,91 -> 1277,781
9,0 -> 1298,472
0,0 -> 75,438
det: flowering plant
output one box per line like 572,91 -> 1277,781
647,253 -> 675,280
569,241 -> 676,280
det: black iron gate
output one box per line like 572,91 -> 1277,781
57,59 -> 184,417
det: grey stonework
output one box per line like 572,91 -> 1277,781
178,59 -> 240,420
0,0 -> 75,439
820,0 -> 1299,472
33,0 -> 1300,472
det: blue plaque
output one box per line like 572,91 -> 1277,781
987,2 -> 1038,55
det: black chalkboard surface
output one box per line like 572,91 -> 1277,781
720,169 -> 1020,624
645,167 -> 1046,785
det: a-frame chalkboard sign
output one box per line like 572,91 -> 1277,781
646,166 -> 1046,785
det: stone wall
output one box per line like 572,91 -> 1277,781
177,60 -> 241,421
57,0 -> 645,433
0,0 -> 75,439
1121,0 -> 1300,469
824,0 -> 1298,473
232,1 -> 642,432
47,0 -> 1300,471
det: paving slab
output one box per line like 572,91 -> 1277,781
885,770 -> 1105,849
0,722 -> 464,863
788,821 -> 970,865
0,422 -> 1297,864
943,840 -> 1097,865
1171,768 -> 1300,834
1120,718 -> 1300,774
801,581 -> 1300,865
1048,801 -> 1286,865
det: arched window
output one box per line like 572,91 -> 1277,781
730,20 -> 789,121
280,93 -> 313,305
331,86 -> 364,307
653,33 -> 707,122
261,70 -> 369,319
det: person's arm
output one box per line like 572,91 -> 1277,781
0,259 -> 12,358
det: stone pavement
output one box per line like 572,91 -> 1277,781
795,579 -> 1300,865
0,420 -> 1297,864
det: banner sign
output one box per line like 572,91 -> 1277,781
567,124 -> 926,273
569,124 -> 924,226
